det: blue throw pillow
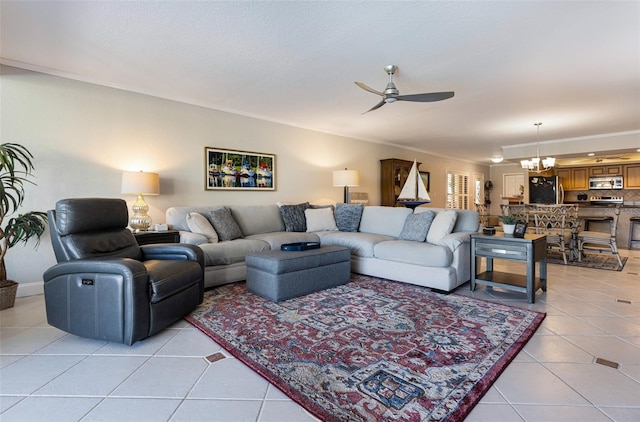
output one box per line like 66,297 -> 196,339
334,203 -> 364,232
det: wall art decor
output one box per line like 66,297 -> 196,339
205,147 -> 275,191
420,172 -> 430,192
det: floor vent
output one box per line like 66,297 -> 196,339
595,357 -> 619,369
616,299 -> 632,304
205,352 -> 226,364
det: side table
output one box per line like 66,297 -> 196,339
470,232 -> 547,303
133,230 -> 180,246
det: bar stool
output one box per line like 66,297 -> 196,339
577,206 -> 623,267
629,216 -> 640,249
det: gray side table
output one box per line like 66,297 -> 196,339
470,232 -> 547,303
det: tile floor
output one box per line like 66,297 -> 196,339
1,250 -> 639,421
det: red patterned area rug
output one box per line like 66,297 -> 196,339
186,274 -> 545,421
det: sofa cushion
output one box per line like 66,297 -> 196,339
186,212 -> 219,243
208,207 -> 243,241
318,231 -> 395,257
230,205 -> 285,236
279,202 -> 309,232
415,207 -> 479,233
198,238 -> 270,266
334,203 -> 364,232
374,240 -> 453,267
180,231 -> 210,246
399,211 -> 435,242
305,208 -> 338,232
426,210 -> 458,245
358,206 -> 412,237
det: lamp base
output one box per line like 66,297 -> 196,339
129,194 -> 152,231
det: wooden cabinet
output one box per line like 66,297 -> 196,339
555,168 -> 571,190
625,164 -> 640,189
571,167 -> 589,190
590,165 -> 623,176
555,167 -> 588,190
380,159 -> 421,206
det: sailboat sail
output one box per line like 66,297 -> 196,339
398,160 -> 431,202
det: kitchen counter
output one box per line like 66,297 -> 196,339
563,201 -> 640,208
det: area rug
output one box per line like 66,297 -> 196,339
186,275 -> 545,421
546,251 -> 627,271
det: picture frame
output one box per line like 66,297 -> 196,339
205,147 -> 275,191
420,172 -> 430,192
513,222 -> 528,238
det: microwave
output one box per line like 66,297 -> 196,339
589,175 -> 624,190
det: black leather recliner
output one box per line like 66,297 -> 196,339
43,198 -> 204,345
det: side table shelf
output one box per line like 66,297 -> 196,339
470,232 -> 547,303
133,230 -> 180,246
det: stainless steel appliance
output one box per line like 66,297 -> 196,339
589,196 -> 624,205
529,176 -> 563,204
589,175 -> 624,190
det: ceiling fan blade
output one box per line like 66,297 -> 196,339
355,81 -> 384,97
363,99 -> 386,114
395,91 -> 455,102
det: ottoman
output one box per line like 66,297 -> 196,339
246,245 -> 351,301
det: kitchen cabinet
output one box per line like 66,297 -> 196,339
590,165 -> 623,176
555,167 -> 588,190
571,167 -> 589,190
555,168 -> 571,189
380,159 -> 421,207
625,164 -> 640,189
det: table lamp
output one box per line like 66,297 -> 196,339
121,171 -> 160,231
333,168 -> 360,203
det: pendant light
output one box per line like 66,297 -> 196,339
520,122 -> 555,173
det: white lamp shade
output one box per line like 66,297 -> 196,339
121,171 -> 160,195
332,169 -> 360,187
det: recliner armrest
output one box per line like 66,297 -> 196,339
140,243 -> 204,267
43,258 -> 149,282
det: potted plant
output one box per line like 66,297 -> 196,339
0,143 -> 48,310
500,215 -> 518,235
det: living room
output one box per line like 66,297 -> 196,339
1,2 -> 639,421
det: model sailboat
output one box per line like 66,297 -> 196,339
397,160 -> 431,209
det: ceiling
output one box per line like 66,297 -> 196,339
2,1 -> 639,165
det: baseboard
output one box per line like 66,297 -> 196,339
17,281 -> 44,297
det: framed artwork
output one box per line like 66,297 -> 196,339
513,222 -> 528,238
205,147 -> 275,191
420,172 -> 430,192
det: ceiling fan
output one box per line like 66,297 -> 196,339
355,65 -> 454,113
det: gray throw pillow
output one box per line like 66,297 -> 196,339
399,211 -> 435,242
334,203 -> 364,232
207,207 -> 243,241
279,202 -> 309,232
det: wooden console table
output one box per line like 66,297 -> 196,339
470,233 -> 547,303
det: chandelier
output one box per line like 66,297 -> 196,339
520,122 -> 555,173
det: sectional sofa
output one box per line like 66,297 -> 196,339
166,204 -> 479,292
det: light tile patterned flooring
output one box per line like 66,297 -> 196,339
1,250 -> 639,421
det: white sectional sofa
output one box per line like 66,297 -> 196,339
166,204 -> 479,292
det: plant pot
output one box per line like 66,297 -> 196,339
0,279 -> 18,310
503,224 -> 516,235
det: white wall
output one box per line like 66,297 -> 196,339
1,65 -> 488,289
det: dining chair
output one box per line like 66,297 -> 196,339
475,203 -> 488,229
533,204 -> 569,264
